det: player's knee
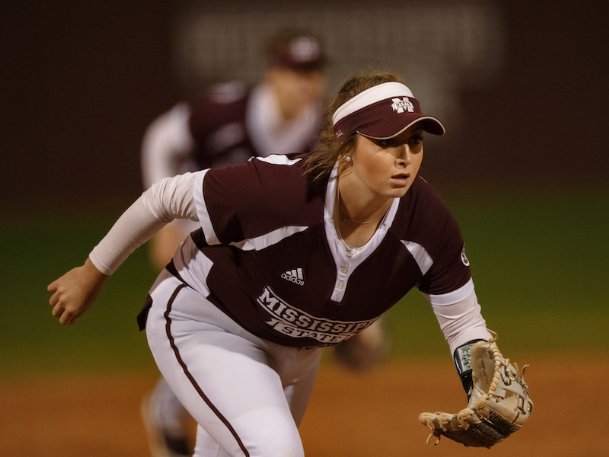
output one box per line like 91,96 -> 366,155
208,407 -> 303,457
219,436 -> 303,457
240,419 -> 304,457
249,439 -> 304,457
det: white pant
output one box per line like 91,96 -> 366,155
145,271 -> 321,457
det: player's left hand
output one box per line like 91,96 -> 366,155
418,336 -> 533,448
47,258 -> 108,325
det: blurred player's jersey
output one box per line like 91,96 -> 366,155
187,81 -> 321,169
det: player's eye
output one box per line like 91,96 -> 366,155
407,134 -> 424,152
376,139 -> 394,148
409,134 -> 424,146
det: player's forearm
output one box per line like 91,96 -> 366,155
427,284 -> 491,354
89,197 -> 166,275
90,172 -> 199,275
427,285 -> 492,398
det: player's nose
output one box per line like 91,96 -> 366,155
395,144 -> 412,167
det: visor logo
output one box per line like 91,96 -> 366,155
391,97 -> 415,114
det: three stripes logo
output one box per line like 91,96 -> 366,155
281,268 -> 305,286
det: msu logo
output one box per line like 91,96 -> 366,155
391,97 -> 415,114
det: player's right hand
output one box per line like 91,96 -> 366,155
47,258 -> 108,325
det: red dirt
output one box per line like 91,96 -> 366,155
2,354 -> 608,456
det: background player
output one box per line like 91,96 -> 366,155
139,28 -> 388,457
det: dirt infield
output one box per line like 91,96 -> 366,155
2,354 -> 608,457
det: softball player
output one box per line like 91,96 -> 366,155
48,70 -> 493,457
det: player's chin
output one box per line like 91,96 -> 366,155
386,183 -> 412,198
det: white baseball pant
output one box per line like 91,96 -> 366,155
145,270 -> 321,457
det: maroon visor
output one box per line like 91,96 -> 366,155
332,82 -> 445,140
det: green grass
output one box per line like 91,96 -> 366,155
2,187 -> 607,376
0,208 -> 158,377
386,186 -> 609,358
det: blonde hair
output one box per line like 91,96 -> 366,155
303,70 -> 405,180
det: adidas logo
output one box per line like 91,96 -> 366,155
281,268 -> 305,286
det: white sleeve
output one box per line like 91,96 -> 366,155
141,103 -> 194,189
424,279 -> 492,354
89,172 -> 200,275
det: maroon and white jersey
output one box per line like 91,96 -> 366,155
171,155 -> 472,348
142,81 -> 322,189
188,81 -> 321,169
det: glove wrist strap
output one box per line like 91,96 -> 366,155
453,339 -> 484,399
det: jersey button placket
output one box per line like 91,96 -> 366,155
330,250 -> 352,302
335,263 -> 349,291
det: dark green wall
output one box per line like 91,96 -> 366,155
3,1 -> 607,210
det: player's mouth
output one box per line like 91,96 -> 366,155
390,172 -> 410,187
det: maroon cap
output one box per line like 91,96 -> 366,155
332,82 -> 445,139
265,30 -> 327,73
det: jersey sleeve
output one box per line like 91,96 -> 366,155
90,172 -> 198,275
192,156 -> 320,246
415,183 -> 472,302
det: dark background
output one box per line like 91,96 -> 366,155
3,0 -> 608,211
